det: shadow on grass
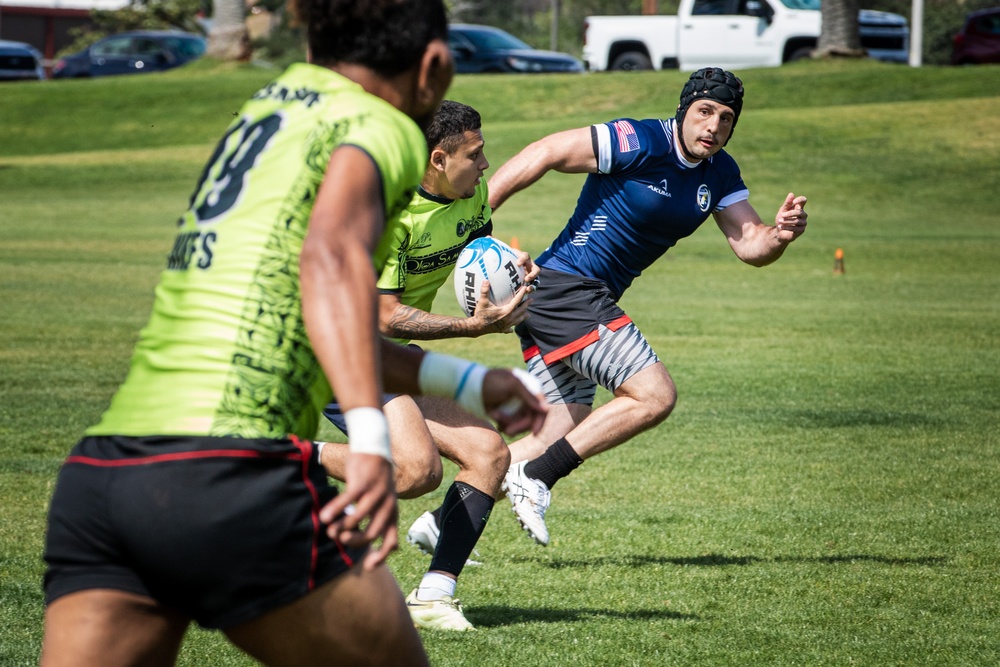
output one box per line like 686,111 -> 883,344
786,409 -> 948,429
468,604 -> 699,628
522,553 -> 949,569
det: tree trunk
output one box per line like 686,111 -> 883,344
816,0 -> 865,59
207,0 -> 250,61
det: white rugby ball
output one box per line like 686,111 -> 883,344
453,237 -> 525,317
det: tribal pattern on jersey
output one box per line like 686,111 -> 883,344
88,64 -> 427,440
214,119 -> 348,436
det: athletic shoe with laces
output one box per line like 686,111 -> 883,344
501,461 -> 551,546
405,589 -> 475,631
406,511 -> 482,566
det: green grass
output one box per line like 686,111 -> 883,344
2,60 -> 999,666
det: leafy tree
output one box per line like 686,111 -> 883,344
251,4 -> 306,69
58,0 -> 206,56
202,0 -> 995,68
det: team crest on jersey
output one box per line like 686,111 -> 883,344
697,184 -> 711,212
455,204 -> 488,238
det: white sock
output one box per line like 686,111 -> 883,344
416,572 -> 457,600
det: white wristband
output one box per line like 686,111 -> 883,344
343,407 -> 393,464
316,440 -> 327,464
418,351 -> 488,418
496,367 -> 544,417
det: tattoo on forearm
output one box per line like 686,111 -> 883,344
386,304 -> 481,340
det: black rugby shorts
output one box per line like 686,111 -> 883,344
43,434 -> 365,629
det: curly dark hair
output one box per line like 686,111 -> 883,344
291,0 -> 448,77
424,100 -> 482,155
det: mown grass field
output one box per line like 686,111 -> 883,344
2,59 -> 999,666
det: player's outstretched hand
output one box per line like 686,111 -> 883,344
482,368 -> 547,436
775,192 -> 808,242
473,279 -> 532,334
318,453 -> 399,570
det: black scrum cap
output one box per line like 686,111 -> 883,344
675,67 -> 744,144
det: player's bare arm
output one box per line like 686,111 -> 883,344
488,126 -> 599,210
303,145 -> 399,569
379,285 -> 529,340
713,193 -> 808,267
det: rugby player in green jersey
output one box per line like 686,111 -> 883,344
318,100 -> 540,631
40,2 -> 544,666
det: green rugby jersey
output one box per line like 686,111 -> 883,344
90,63 -> 427,440
373,180 -> 492,345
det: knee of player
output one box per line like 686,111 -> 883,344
451,431 -> 511,475
395,455 -> 443,499
645,383 -> 677,425
489,435 -> 512,472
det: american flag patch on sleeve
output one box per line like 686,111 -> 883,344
612,120 -> 639,153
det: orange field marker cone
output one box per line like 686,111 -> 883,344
833,248 -> 845,275
509,236 -> 520,250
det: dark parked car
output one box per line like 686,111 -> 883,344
52,30 -> 206,79
449,23 -> 584,74
952,7 -> 1000,65
0,40 -> 45,81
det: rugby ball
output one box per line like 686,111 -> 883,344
453,237 -> 525,317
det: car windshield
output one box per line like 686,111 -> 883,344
460,28 -> 531,51
164,37 -> 206,58
93,37 -> 133,57
778,0 -> 820,9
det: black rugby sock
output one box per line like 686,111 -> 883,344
429,481 -> 494,577
523,438 -> 583,490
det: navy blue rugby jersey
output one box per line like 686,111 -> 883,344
536,118 -> 748,300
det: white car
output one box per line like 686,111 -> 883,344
0,39 -> 45,81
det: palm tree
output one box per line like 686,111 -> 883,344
817,0 -> 865,58
207,0 -> 250,60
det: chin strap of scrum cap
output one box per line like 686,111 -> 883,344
674,67 -> 744,160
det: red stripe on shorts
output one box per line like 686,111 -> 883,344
540,315 -> 633,366
291,435 -> 322,588
65,448 -> 304,466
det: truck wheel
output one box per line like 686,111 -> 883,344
610,52 -> 652,71
788,46 -> 814,62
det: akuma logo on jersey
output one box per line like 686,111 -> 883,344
647,178 -> 671,198
697,184 -> 711,212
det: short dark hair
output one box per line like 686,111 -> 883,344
292,0 -> 448,77
424,100 -> 482,154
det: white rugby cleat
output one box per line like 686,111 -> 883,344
502,461 -> 551,546
406,589 -> 475,632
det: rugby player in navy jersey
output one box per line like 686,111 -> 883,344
488,68 -> 808,546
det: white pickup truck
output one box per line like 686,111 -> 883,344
583,0 -> 909,72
